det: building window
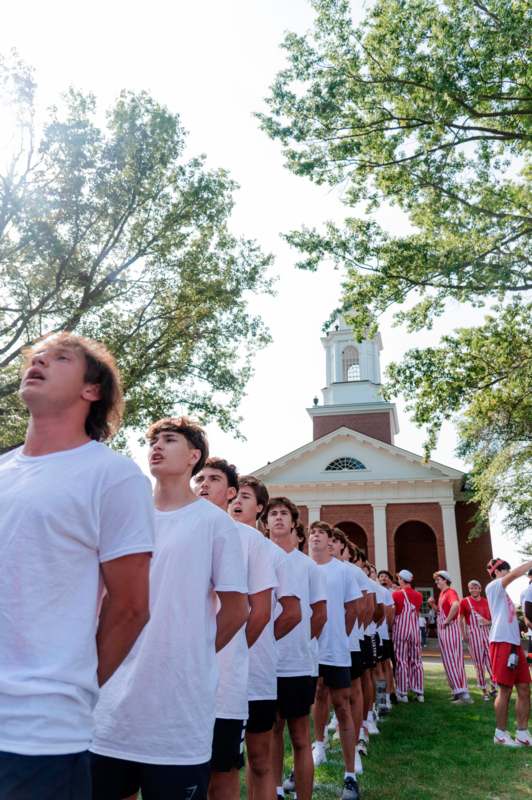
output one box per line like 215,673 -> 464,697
325,457 -> 366,472
342,346 -> 360,381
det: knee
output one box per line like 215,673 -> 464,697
249,755 -> 270,779
315,682 -> 328,703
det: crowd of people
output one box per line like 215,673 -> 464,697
0,331 -> 531,800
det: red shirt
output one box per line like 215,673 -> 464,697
459,595 -> 491,623
393,587 -> 423,614
438,587 -> 460,617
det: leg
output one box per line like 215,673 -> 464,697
246,730 -> 275,800
361,669 -> 373,720
515,683 -> 531,730
287,715 -> 313,800
208,719 -> 245,800
494,685 -> 512,731
208,771 -> 239,800
330,686 -> 355,773
393,637 -> 408,695
272,717 -> 286,788
312,678 -> 329,743
409,635 -> 424,695
349,677 -> 363,742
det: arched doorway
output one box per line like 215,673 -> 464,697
395,521 -> 438,605
336,521 -> 368,555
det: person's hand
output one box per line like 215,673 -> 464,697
428,596 -> 436,608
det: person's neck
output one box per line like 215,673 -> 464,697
23,413 -> 91,456
312,550 -> 331,565
271,533 -> 294,554
154,474 -> 198,511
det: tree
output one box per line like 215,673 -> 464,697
0,54 -> 273,449
259,0 -> 531,537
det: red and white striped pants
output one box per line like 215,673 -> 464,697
394,633 -> 424,695
468,623 -> 493,689
438,620 -> 468,694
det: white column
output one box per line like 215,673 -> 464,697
372,503 -> 388,570
307,505 -> 322,524
439,501 -> 463,593
334,341 -> 343,382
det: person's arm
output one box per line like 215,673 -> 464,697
443,600 -> 460,626
97,553 -> 151,686
364,591 -> 376,626
344,599 -> 357,636
216,591 -> 249,652
246,588 -> 272,648
525,600 -> 532,630
385,604 -> 395,628
310,599 -> 327,640
373,602 -> 384,625
501,560 -> 532,589
274,595 -> 302,640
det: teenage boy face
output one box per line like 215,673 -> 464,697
148,430 -> 199,478
266,505 -> 294,538
379,573 -> 391,588
309,527 -> 330,555
20,344 -> 100,413
468,583 -> 481,599
330,537 -> 344,559
230,486 -> 261,526
193,467 -> 236,509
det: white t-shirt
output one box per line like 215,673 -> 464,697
520,583 -> 532,609
0,441 -> 155,756
316,559 -> 361,667
92,499 -> 245,765
276,549 -> 327,677
486,578 -> 521,646
345,564 -> 364,652
248,538 -> 300,701
377,584 -> 394,641
216,522 -> 277,719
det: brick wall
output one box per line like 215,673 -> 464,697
455,501 -> 493,590
313,412 -> 392,444
319,504 -> 375,565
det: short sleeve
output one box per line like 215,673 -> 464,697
275,550 -> 301,600
459,598 -> 470,621
525,584 -> 532,604
212,518 -> 247,593
344,564 -> 362,603
247,531 -> 277,596
98,474 -> 155,562
392,591 -> 404,614
308,559 -> 327,605
448,589 -> 460,604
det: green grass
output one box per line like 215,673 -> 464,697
272,664 -> 531,800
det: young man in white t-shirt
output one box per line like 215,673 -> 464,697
309,522 -> 361,800
90,418 -> 248,799
194,459 -> 277,800
266,497 -> 327,800
485,557 -> 532,747
230,476 -> 301,800
0,332 -> 155,800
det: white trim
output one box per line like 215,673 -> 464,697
439,501 -> 463,594
372,503 -> 388,571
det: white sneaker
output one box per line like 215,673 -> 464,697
415,693 -> 424,703
364,719 -> 380,735
396,693 -> 408,703
357,739 -> 367,756
312,743 -> 327,766
333,728 -> 341,742
515,730 -> 532,746
355,748 -> 364,775
359,726 -> 368,743
493,731 -> 519,747
327,713 -> 338,732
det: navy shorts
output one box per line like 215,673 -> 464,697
361,635 -> 376,670
319,664 -> 352,690
90,752 -> 210,799
277,676 -> 316,719
247,700 -> 278,734
0,750 -> 91,800
211,718 -> 246,772
350,650 -> 364,680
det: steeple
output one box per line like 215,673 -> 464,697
307,316 -> 399,444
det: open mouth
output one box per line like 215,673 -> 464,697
25,368 -> 45,382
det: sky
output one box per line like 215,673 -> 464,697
1,1 -> 527,597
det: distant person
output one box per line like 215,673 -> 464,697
486,558 -> 532,747
429,571 -> 472,704
459,580 -> 496,701
419,614 -> 427,648
0,333 -> 154,800
392,570 -> 424,702
520,569 -> 532,666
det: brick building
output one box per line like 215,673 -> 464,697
254,318 -> 492,599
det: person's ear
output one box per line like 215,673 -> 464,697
227,486 -> 237,502
81,383 -> 101,402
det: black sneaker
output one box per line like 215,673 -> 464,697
341,776 -> 360,800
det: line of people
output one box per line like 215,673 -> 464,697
1,331 -> 531,800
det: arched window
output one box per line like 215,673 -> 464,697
325,457 -> 366,472
342,346 -> 360,381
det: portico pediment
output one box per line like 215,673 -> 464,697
253,426 -> 463,486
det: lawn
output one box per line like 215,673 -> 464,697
275,664 -> 531,800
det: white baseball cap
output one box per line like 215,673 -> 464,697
398,569 -> 413,582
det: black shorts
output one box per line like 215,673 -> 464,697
361,635 -> 376,670
211,718 -> 246,772
0,750 -> 91,800
247,700 -> 277,734
319,664 -> 352,690
90,753 -> 210,800
382,638 -> 394,661
376,633 -> 385,662
277,676 -> 316,719
350,650 -> 364,680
